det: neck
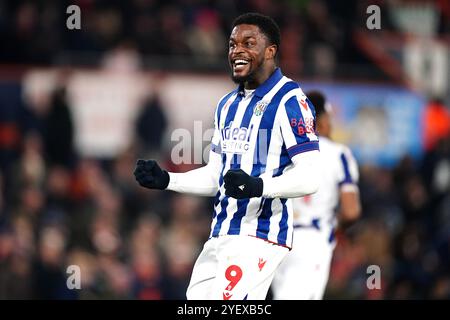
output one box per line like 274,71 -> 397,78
244,64 -> 277,89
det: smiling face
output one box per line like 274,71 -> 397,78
228,24 -> 277,88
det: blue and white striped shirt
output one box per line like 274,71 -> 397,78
209,68 -> 319,248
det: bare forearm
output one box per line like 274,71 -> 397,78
339,188 -> 361,222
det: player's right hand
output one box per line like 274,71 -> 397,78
133,159 -> 170,190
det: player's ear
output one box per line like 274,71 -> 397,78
265,45 -> 277,60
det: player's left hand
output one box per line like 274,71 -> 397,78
223,169 -> 263,199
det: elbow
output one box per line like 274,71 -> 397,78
286,150 -> 321,197
289,173 -> 319,198
302,178 -> 319,197
207,186 -> 220,197
302,159 -> 320,196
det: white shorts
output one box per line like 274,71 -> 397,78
271,227 -> 334,300
186,235 -> 289,300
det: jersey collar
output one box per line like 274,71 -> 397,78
237,67 -> 283,98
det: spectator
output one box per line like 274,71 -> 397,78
43,87 -> 75,168
135,94 -> 168,157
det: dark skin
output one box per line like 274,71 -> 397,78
316,112 -> 332,138
228,24 -> 277,89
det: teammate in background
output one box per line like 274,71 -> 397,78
271,91 -> 361,300
133,13 -> 321,300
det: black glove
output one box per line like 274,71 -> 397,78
223,169 -> 263,199
133,159 -> 169,190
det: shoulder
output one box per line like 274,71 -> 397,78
320,138 -> 351,156
278,78 -> 302,99
215,89 -> 238,118
336,142 -> 356,159
275,79 -> 308,105
217,89 -> 238,107
318,137 -> 335,153
280,84 -> 315,118
264,76 -> 301,104
331,140 -> 359,169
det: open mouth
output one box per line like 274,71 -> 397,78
232,59 -> 250,72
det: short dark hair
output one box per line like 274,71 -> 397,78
232,12 -> 281,56
305,91 -> 326,117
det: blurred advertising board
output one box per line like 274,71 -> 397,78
300,82 -> 426,167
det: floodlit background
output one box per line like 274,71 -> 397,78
0,0 -> 449,299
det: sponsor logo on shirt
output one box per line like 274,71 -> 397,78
221,121 -> 254,154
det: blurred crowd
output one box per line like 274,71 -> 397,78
1,0 -> 449,79
0,86 -> 213,299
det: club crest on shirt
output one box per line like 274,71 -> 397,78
254,101 -> 269,116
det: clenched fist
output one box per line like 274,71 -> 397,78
133,159 -> 170,190
224,169 -> 263,199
